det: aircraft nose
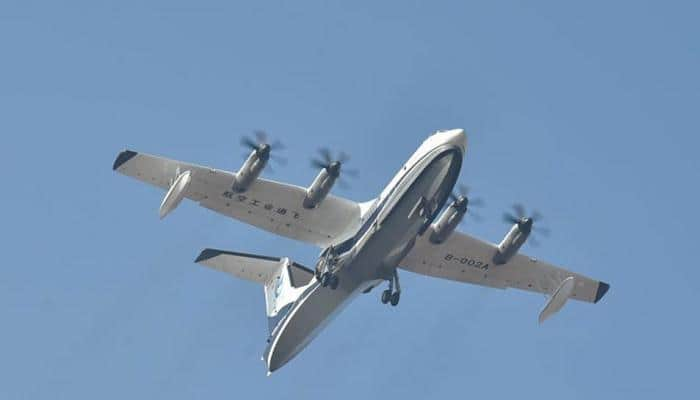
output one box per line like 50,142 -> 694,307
441,128 -> 467,152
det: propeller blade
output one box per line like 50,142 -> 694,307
469,197 -> 485,208
254,130 -> 268,144
529,236 -> 540,247
343,168 -> 360,178
458,184 -> 470,197
468,211 -> 484,223
336,177 -> 351,190
513,204 -> 526,219
270,154 -> 288,166
531,210 -> 543,221
319,148 -> 332,165
535,226 -> 550,237
449,192 -> 459,202
311,159 -> 328,169
311,147 -> 358,179
270,139 -> 285,150
241,136 -> 258,150
503,213 -> 520,224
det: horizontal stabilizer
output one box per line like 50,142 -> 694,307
195,249 -> 283,283
196,249 -> 316,340
195,249 -> 315,287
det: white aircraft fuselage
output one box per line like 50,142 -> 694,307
264,129 -> 467,373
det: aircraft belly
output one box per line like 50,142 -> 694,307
353,148 -> 461,280
265,146 -> 462,373
265,281 -> 359,373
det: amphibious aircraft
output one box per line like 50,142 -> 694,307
112,129 -> 609,374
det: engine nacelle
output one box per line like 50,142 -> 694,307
303,168 -> 337,209
232,146 -> 270,193
493,222 -> 531,264
428,203 -> 466,244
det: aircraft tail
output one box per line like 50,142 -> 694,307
194,249 -> 315,335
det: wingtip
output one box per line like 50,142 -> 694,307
113,150 -> 138,171
194,249 -> 219,264
594,282 -> 610,303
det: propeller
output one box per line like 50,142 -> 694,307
310,147 -> 359,188
240,130 -> 287,169
241,130 -> 286,151
450,184 -> 485,222
502,203 -> 550,246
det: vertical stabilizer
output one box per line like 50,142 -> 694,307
194,248 -> 315,336
264,258 -> 308,334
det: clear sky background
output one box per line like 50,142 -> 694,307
2,1 -> 698,398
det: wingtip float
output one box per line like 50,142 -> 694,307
538,276 -> 576,324
159,170 -> 192,219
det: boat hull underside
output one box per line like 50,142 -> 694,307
265,147 -> 462,372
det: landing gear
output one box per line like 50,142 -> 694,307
381,290 -> 392,304
320,272 -> 339,290
390,291 -> 401,306
316,246 -> 340,290
380,270 -> 401,306
320,272 -> 330,286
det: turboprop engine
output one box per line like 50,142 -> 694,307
429,197 -> 467,244
493,219 -> 532,264
232,131 -> 285,193
428,184 -> 483,244
303,164 -> 339,209
303,148 -> 358,209
493,204 -> 549,264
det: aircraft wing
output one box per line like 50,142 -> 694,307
400,231 -> 609,303
113,150 -> 362,247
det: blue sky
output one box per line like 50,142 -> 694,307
1,1 -> 698,398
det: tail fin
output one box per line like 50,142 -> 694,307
195,249 -> 315,334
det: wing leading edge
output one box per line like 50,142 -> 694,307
400,231 -> 609,304
113,150 -> 362,247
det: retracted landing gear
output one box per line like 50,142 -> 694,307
320,271 -> 339,290
316,246 -> 340,290
380,270 -> 401,306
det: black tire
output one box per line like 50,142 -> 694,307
381,290 -> 391,304
390,292 -> 400,306
321,273 -> 330,287
329,275 -> 339,290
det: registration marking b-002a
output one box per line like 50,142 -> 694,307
443,253 -> 489,271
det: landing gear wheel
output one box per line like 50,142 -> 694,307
320,272 -> 330,287
321,272 -> 339,290
390,292 -> 401,306
381,290 -> 392,304
329,275 -> 339,290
